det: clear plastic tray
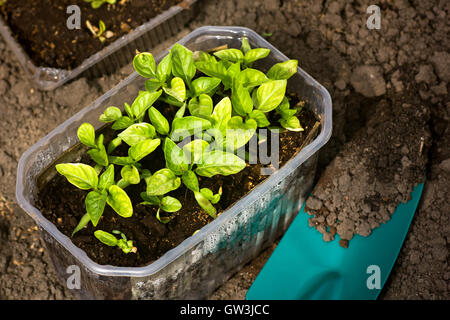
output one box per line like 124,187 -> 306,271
16,26 -> 332,299
0,0 -> 199,91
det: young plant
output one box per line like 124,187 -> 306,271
86,19 -> 113,43
94,230 -> 137,254
56,37 -> 307,254
84,0 -> 116,9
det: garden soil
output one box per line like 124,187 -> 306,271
0,0 -> 448,299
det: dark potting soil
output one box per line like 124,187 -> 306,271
0,0 -> 182,69
36,102 -> 318,267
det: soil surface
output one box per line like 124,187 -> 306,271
0,0 -> 182,69
36,108 -> 317,267
0,0 -> 448,300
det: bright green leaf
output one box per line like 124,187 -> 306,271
99,107 -> 122,123
98,164 -> 115,190
267,59 -> 298,80
121,165 -> 140,184
195,151 -> 246,178
85,190 -> 107,227
55,163 -> 98,190
244,48 -> 270,65
148,107 -> 170,135
107,185 -> 133,218
94,230 -> 118,247
254,79 -> 287,112
133,52 -> 156,78
118,123 -> 156,146
160,196 -> 182,213
128,138 -> 161,162
131,90 -> 162,119
192,77 -> 221,97
146,168 -> 181,196
171,43 -> 196,85
188,94 -> 213,120
181,170 -> 199,192
163,138 -> 190,175
171,116 -> 212,142
163,77 -> 186,102
213,48 -> 244,63
77,123 -> 96,148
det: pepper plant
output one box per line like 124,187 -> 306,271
56,37 -> 304,253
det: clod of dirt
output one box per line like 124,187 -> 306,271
305,99 -> 431,247
350,65 -> 386,97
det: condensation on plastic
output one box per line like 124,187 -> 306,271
0,0 -> 199,91
16,26 -> 332,299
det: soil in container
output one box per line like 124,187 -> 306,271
0,0 -> 182,70
36,93 -> 318,267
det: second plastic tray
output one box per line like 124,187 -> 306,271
0,0 -> 199,90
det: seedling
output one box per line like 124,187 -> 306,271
57,37 -> 306,253
94,230 -> 137,254
84,0 -> 116,9
86,20 -> 114,43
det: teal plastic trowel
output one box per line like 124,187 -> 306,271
246,183 -> 424,300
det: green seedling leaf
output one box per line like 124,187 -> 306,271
146,168 -> 181,196
124,103 -> 133,118
163,138 -> 190,175
121,165 -> 140,185
171,43 -> 196,85
171,116 -> 212,142
117,238 -> 136,254
223,117 -> 257,151
77,123 -> 97,148
192,77 -> 221,97
188,94 -> 213,120
231,81 -> 253,116
267,59 -> 298,80
128,138 -> 161,162
133,52 -> 156,78
155,208 -> 171,224
181,170 -> 199,192
226,62 -> 241,86
88,142 -> 108,167
85,189 -> 107,227
193,51 -> 217,63
145,78 -> 161,92
109,156 -> 135,166
107,185 -> 133,218
213,48 -> 244,63
194,191 -> 217,218
98,164 -> 115,190
210,97 -> 232,134
99,106 -> 122,123
244,48 -> 270,65
182,139 -> 209,164
240,37 -> 251,54
72,213 -> 91,237
148,107 -> 170,135
248,109 -> 270,127
55,163 -> 98,190
254,79 -> 287,112
276,96 -> 297,119
107,137 -> 122,154
94,230 -> 118,247
174,103 -> 186,119
280,116 -> 304,132
111,116 -> 134,130
236,68 -> 268,89
160,196 -> 182,213
118,123 -> 156,146
131,90 -> 162,119
163,77 -> 186,102
195,151 -> 246,178
194,60 -> 228,84
156,52 -> 172,83
200,187 -> 221,204
140,192 -> 160,206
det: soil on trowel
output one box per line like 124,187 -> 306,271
305,98 -> 431,248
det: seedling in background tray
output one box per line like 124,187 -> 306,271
56,37 -> 306,253
86,19 -> 114,43
84,0 -> 116,9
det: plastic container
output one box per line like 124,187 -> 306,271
16,26 -> 332,299
0,0 -> 199,91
